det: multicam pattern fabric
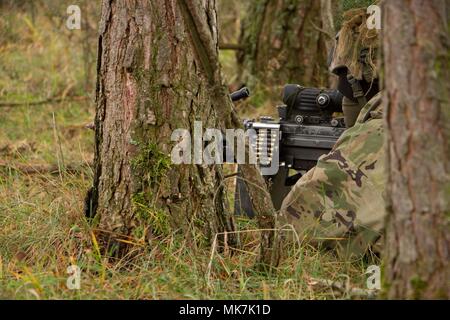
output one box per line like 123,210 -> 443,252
276,92 -> 385,257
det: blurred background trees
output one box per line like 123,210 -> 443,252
236,0 -> 329,92
217,0 -> 375,107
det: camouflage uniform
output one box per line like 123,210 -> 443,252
276,9 -> 385,257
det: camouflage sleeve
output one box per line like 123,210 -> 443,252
277,92 -> 386,257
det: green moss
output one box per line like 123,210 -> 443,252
379,261 -> 390,299
131,141 -> 171,186
410,276 -> 428,299
132,192 -> 171,236
130,142 -> 171,236
128,142 -> 172,234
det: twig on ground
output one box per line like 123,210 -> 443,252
219,43 -> 245,51
0,95 -> 89,107
84,122 -> 95,131
0,161 -> 93,175
52,112 -> 65,181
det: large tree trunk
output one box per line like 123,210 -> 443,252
237,0 -> 330,90
88,0 -> 276,260
383,0 -> 450,299
89,0 -> 239,252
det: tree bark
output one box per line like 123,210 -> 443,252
237,0 -> 330,90
89,0 -> 239,252
88,0 -> 276,259
383,0 -> 450,299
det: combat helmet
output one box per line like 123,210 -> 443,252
328,7 -> 381,127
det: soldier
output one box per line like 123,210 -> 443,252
276,8 -> 385,259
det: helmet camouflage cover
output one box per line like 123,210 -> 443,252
276,93 -> 386,257
329,7 -> 379,82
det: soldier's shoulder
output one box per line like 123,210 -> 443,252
356,91 -> 383,123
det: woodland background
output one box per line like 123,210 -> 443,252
0,0 -> 447,300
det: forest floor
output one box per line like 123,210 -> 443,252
0,6 -> 378,300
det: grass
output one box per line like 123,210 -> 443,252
0,3 -> 379,300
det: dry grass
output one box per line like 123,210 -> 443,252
0,2 -> 379,300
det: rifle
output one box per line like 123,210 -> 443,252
232,84 -> 346,217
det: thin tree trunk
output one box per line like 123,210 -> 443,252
383,0 -> 450,299
319,0 -> 337,87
